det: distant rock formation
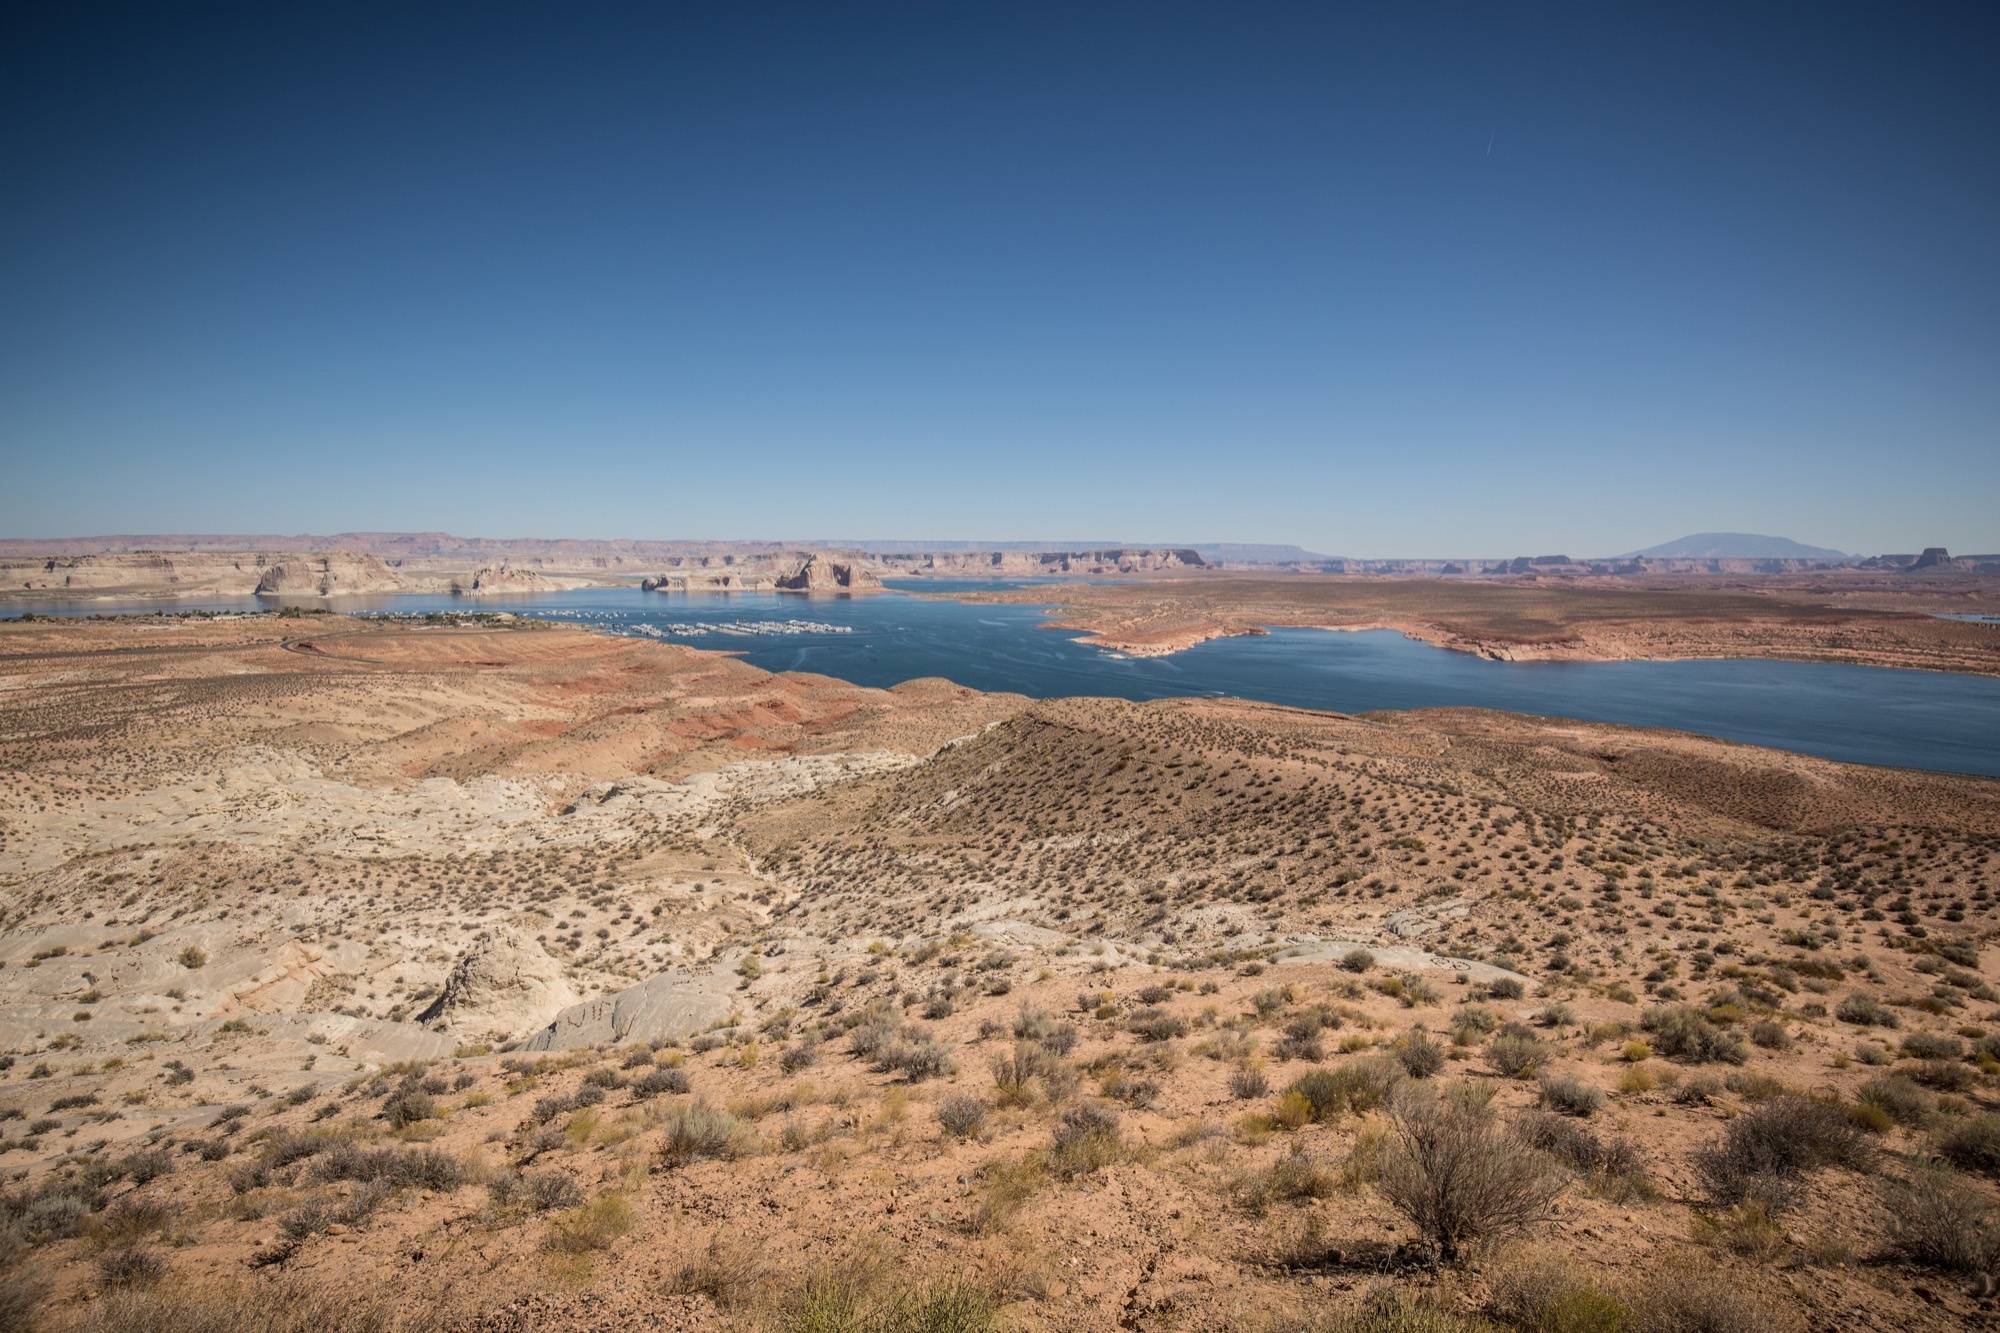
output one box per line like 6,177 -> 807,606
521,964 -> 733,1051
418,930 -> 579,1045
1911,547 -> 1954,571
879,548 -> 1207,577
448,564 -> 585,595
772,553 -> 884,592
253,552 -> 408,596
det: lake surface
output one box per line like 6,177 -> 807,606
16,586 -> 2000,779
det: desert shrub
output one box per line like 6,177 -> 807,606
19,1190 -> 93,1240
632,1066 -> 691,1099
660,1101 -> 740,1167
1451,1005 -> 1501,1046
87,1197 -> 172,1250
96,1244 -> 166,1291
1626,1257 -> 1798,1333
1881,1166 -> 2000,1275
1128,1008 -> 1187,1042
990,1041 -> 1076,1107
1747,1020 -> 1790,1051
177,946 -> 207,969
381,1090 -> 435,1129
1341,949 -> 1377,973
1694,1095 -> 1871,1210
1672,1074 -> 1722,1106
776,1266 -> 997,1333
1487,1032 -> 1550,1079
1287,1058 -> 1399,1123
1399,1033 -> 1446,1080
1901,1031 -> 1964,1060
1538,1075 -> 1605,1118
780,1043 -> 820,1074
1835,991 -> 1897,1028
1511,1110 -> 1645,1194
1855,1075 -> 1931,1128
76,1275 -> 416,1333
936,1095 -> 990,1139
1536,1003 -> 1575,1030
882,1037 -> 955,1082
1721,1071 -> 1790,1102
1908,1058 -> 1976,1092
1489,1255 -> 1632,1333
1379,1090 -> 1563,1259
1230,1067 -> 1271,1100
1049,1102 -> 1123,1179
848,1019 -> 899,1059
529,1092 -> 578,1124
620,1046 -> 654,1069
544,1193 -> 634,1254
1014,1002 -> 1058,1039
488,1168 -> 582,1212
1310,1286 -> 1492,1333
1641,1006 -> 1748,1064
1934,1113 -> 2000,1178
118,1148 -> 173,1185
1238,1142 -> 1339,1212
666,1233 -> 765,1310
1487,978 -> 1526,1000
312,1144 -> 466,1191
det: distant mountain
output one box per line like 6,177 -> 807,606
1618,533 -> 1854,561
1190,543 -> 1341,565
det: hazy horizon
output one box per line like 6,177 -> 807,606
4,5 -> 1996,555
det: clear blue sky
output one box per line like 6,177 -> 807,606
3,3 -> 1995,557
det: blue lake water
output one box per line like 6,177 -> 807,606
15,586 -> 2000,779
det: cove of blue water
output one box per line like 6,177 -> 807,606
14,587 -> 2000,779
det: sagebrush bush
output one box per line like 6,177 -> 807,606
660,1101 -> 740,1167
1537,1075 -> 1605,1118
990,1041 -> 1076,1107
1856,1074 -> 1930,1127
1378,1090 -> 1563,1259
1049,1101 -> 1123,1179
1488,1255 -> 1630,1333
1900,1031 -> 1963,1060
936,1095 -> 989,1138
311,1144 -> 466,1191
1642,1006 -> 1748,1064
1935,1113 -> 2000,1178
96,1244 -> 166,1291
1695,1095 -> 1871,1210
667,1233 -> 765,1310
1287,1058 -> 1399,1123
1230,1067 -> 1271,1100
1398,1033 -> 1446,1080
1487,1032 -> 1549,1079
1627,1256 -> 1799,1333
1835,991 -> 1898,1028
488,1168 -> 582,1212
632,1066 -> 691,1099
1881,1165 -> 2000,1275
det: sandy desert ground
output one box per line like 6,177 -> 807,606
2,615 -> 1999,1332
